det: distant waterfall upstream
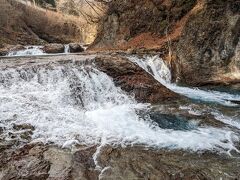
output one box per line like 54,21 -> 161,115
0,58 -> 239,153
7,46 -> 45,56
128,55 -> 240,107
64,44 -> 70,54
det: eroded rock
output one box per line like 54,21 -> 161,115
43,43 -> 64,54
13,123 -> 35,131
0,143 -> 50,180
96,146 -> 240,180
44,147 -> 72,179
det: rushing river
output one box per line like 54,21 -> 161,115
0,54 -> 239,155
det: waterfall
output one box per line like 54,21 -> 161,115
128,55 -> 240,131
0,59 -> 238,153
64,44 -> 70,54
7,46 -> 45,56
128,55 -> 240,107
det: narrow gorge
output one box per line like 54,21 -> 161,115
0,0 -> 240,179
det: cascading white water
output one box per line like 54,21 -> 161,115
7,46 -> 45,56
0,60 -> 238,153
128,55 -> 240,131
64,44 -> 70,54
128,55 -> 240,107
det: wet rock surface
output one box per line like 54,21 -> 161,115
0,142 -> 240,180
90,0 -> 240,87
97,146 -> 240,180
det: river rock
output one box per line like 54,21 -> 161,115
94,55 -> 180,103
13,123 -> 35,131
69,43 -> 84,53
43,43 -> 64,54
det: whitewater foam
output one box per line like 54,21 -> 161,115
64,44 -> 70,54
7,46 -> 45,56
211,111 -> 240,130
0,60 -> 239,153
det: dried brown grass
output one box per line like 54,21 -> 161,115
0,0 -> 97,46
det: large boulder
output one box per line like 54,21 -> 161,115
94,55 -> 180,103
69,43 -> 84,53
43,43 -> 64,54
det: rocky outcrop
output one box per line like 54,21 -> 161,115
69,43 -> 84,53
173,0 -> 240,86
1,143 -> 239,180
96,146 -> 240,179
43,43 -> 64,53
94,55 -> 180,103
90,0 -> 197,50
90,0 -> 240,86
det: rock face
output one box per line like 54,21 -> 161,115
174,0 -> 240,86
69,43 -> 84,53
91,0 -> 240,86
90,0 -> 197,50
94,55 -> 180,103
43,43 -> 64,53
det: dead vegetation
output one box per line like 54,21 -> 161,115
0,0 -> 98,46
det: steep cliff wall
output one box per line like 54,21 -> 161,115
90,0 -> 240,86
174,0 -> 240,86
91,0 -> 197,50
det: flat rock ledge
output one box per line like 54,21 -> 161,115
0,143 -> 239,180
